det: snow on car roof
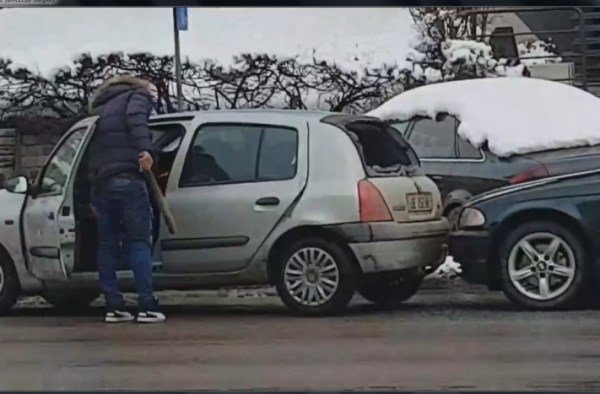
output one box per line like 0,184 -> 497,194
367,78 -> 600,157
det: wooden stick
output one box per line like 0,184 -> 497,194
144,171 -> 178,235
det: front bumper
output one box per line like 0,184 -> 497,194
327,219 -> 449,274
449,230 -> 491,284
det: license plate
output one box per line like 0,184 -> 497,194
407,193 -> 433,212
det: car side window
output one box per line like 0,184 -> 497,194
257,127 -> 298,181
407,117 -> 457,159
180,124 -> 298,187
389,121 -> 411,136
38,127 -> 87,196
457,134 -> 483,160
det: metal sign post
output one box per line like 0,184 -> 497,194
173,7 -> 188,112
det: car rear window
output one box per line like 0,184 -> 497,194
344,121 -> 421,176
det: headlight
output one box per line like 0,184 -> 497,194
459,207 -> 486,229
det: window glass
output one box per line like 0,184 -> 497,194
408,117 -> 456,159
457,134 -> 483,159
39,128 -> 87,195
180,124 -> 298,186
257,127 -> 298,180
389,121 -> 411,136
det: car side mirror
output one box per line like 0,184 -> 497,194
4,176 -> 30,195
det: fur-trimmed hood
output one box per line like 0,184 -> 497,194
88,75 -> 150,114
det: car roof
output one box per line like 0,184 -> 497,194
149,109 -> 337,123
76,109 -> 383,130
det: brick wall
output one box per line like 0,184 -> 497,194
17,133 -> 63,180
0,129 -> 16,185
3,116 -> 79,182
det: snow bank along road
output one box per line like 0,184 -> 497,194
2,285 -> 600,391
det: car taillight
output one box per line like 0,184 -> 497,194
358,179 -> 393,222
509,165 -> 550,185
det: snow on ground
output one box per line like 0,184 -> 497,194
432,256 -> 462,279
0,7 -> 415,77
367,77 -> 600,157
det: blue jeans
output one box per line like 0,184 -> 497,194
91,175 -> 157,311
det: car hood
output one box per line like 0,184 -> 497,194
467,168 -> 600,207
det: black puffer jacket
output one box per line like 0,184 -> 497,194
87,76 -> 155,182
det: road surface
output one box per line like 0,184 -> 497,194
2,281 -> 600,391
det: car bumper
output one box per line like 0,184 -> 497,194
449,230 -> 491,284
327,219 -> 449,274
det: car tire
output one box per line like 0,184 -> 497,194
498,221 -> 590,310
358,275 -> 423,308
275,237 -> 359,316
43,290 -> 100,313
0,256 -> 20,316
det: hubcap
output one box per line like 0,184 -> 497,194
508,232 -> 576,301
284,247 -> 340,307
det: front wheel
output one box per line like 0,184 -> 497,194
358,275 -> 423,308
275,237 -> 359,316
498,221 -> 589,310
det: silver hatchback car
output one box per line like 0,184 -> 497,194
0,110 -> 448,316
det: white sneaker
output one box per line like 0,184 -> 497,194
136,311 -> 166,323
104,310 -> 134,323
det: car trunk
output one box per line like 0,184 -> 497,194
522,145 -> 600,174
322,115 -> 444,223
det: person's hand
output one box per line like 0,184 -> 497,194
138,151 -> 154,172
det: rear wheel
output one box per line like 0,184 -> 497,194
275,237 -> 359,316
43,290 -> 100,313
0,257 -> 20,316
359,275 -> 423,308
498,221 -> 589,310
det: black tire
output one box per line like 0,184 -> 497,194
0,256 -> 20,316
359,275 -> 423,308
275,237 -> 359,316
498,221 -> 590,310
43,290 -> 100,313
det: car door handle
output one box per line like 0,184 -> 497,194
430,175 -> 443,180
255,197 -> 280,206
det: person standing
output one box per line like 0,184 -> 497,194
87,75 -> 165,324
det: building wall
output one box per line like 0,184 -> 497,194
16,132 -> 62,180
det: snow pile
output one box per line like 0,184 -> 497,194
442,40 -> 496,70
432,256 -> 462,279
367,77 -> 600,157
518,40 -> 563,66
409,38 -> 528,84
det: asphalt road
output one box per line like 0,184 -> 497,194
2,282 -> 600,391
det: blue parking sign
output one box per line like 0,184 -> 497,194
175,7 -> 188,31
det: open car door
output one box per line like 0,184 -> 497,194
22,121 -> 95,281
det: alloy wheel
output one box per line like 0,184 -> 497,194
508,232 -> 576,301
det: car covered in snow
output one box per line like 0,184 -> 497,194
368,78 -> 600,223
0,110 -> 449,316
449,168 -> 600,310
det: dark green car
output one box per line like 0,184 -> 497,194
450,169 -> 600,310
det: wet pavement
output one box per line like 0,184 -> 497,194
2,281 -> 600,391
